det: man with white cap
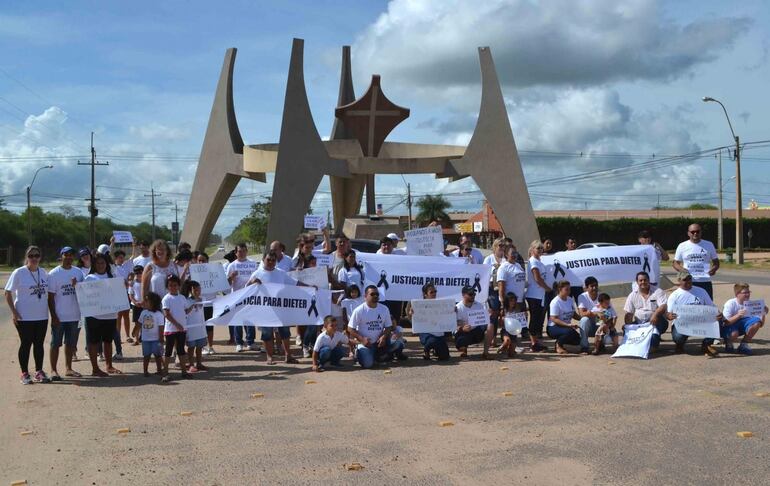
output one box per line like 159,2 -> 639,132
376,234 -> 406,255
47,246 -> 85,379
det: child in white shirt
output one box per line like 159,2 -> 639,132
138,292 -> 164,377
312,316 -> 349,372
591,293 -> 619,354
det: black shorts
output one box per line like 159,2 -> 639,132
164,332 -> 187,357
86,317 -> 116,344
132,306 -> 142,323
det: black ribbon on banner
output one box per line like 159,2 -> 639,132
553,260 -> 566,279
218,306 -> 231,318
643,254 -> 650,273
472,273 -> 482,293
377,270 -> 389,290
307,295 -> 318,317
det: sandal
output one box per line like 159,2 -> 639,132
65,370 -> 82,378
266,359 -> 277,365
285,357 -> 299,364
555,345 -> 569,355
106,367 -> 123,374
91,369 -> 108,377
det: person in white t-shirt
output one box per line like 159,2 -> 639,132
247,251 -> 302,365
161,275 -> 192,381
132,240 -> 153,269
311,315 -> 349,371
673,223 -> 719,299
376,236 -> 406,255
454,286 -> 490,358
112,249 -> 134,346
226,242 -> 258,352
257,241 -> 293,272
623,271 -> 669,351
450,234 -> 484,264
406,283 -> 451,361
5,246 -> 51,385
652,270 -> 721,356
589,293 -> 619,354
182,280 -> 208,372
337,250 -> 365,289
547,281 -> 582,355
138,291 -> 164,377
47,246 -> 85,380
84,253 -> 122,376
576,276 -> 600,353
524,240 -> 550,351
348,285 -> 395,368
720,282 -> 766,355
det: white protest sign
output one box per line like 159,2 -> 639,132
612,323 -> 654,359
208,282 -> 331,327
75,278 -> 130,317
671,304 -> 721,339
405,226 -> 444,256
112,230 -> 133,244
410,298 -> 457,334
466,308 -> 489,328
503,312 -> 527,336
311,250 -> 334,268
745,299 -> 766,318
355,251 -> 467,266
362,260 -> 491,302
289,266 -> 329,289
540,244 -> 659,287
189,263 -> 230,294
304,214 -> 327,230
473,221 -> 483,233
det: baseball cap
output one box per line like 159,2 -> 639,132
387,232 -> 399,241
97,244 -> 110,255
462,285 -> 477,295
59,246 -> 74,255
676,270 -> 692,281
77,247 -> 91,257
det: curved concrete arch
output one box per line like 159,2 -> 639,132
180,48 -> 265,250
450,46 -> 540,252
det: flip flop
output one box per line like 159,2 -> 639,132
266,359 -> 276,365
65,370 -> 82,378
106,367 -> 123,374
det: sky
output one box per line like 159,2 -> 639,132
1,0 -> 769,237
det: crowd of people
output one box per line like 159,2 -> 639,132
4,223 -> 766,385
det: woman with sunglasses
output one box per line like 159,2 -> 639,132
407,283 -> 450,361
524,240 -> 550,351
5,246 -> 51,384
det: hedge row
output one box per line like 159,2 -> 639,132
535,217 -> 770,251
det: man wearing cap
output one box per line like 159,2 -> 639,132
651,270 -> 721,356
450,234 -> 484,264
376,235 -> 406,255
673,223 -> 719,299
47,247 -> 85,379
454,285 -> 491,358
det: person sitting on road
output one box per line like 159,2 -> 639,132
454,285 -> 491,359
311,315 -> 349,372
721,282 -> 766,355
623,271 -> 669,352
347,285 -> 396,368
547,280 -> 583,355
576,276 -> 600,354
407,283 -> 451,361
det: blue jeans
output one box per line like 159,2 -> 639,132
50,321 -> 80,348
318,345 -> 346,366
303,325 -> 320,349
233,325 -> 256,346
547,325 -> 581,346
419,334 -> 450,360
388,339 -> 405,356
113,327 -> 123,354
454,326 -> 486,350
671,324 -> 713,346
578,317 -> 596,349
650,315 -> 669,348
356,343 -> 390,369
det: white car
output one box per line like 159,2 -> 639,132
576,242 -> 617,250
217,245 -> 225,252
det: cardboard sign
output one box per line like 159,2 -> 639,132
76,277 -> 130,317
311,250 -> 334,268
288,266 -> 329,289
745,299 -> 766,318
304,214 -> 327,230
410,298 -> 457,334
112,231 -> 133,244
405,226 -> 444,256
189,263 -> 230,294
467,308 -> 489,328
671,304 -> 721,339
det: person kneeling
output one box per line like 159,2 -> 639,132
348,286 -> 395,368
721,283 -> 766,355
454,286 -> 490,359
312,316 -> 348,372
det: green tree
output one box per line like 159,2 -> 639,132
686,203 -> 717,210
415,194 -> 451,226
227,198 -> 271,248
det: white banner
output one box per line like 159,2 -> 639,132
304,214 -> 326,230
362,260 -> 491,302
745,299 -> 766,318
410,298 -> 457,334
540,244 -> 659,287
76,278 -> 130,317
355,251 -> 467,266
288,266 -> 329,289
311,250 -> 334,268
189,263 -> 230,294
208,282 -> 330,327
671,304 -> 721,339
612,323 -> 654,359
112,230 -> 133,244
405,226 -> 444,256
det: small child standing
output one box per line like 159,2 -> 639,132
182,280 -> 208,372
161,275 -> 191,382
311,316 -> 349,372
591,293 -> 619,355
498,292 -> 530,357
138,292 -> 164,377
128,265 -> 144,345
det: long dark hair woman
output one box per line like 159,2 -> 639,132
84,253 -> 122,376
4,246 -> 50,384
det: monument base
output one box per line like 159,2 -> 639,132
343,216 -> 402,240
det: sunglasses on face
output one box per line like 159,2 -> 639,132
28,254 -> 41,259
689,230 -> 700,234
369,292 -> 379,297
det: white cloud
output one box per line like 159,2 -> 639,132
129,123 -> 190,142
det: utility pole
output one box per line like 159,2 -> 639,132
735,136 -> 743,263
717,150 -> 723,251
78,132 -> 108,250
145,184 -> 161,242
172,201 -> 179,251
406,183 -> 413,230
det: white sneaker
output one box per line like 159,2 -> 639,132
98,353 -> 105,362
201,347 -> 210,356
235,344 -> 244,352
207,347 -> 216,355
302,346 -> 311,358
248,343 -> 260,352
295,335 -> 302,346
112,353 -> 123,360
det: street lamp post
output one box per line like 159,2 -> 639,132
26,165 -> 54,246
703,97 -> 743,264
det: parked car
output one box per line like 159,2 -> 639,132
216,245 -> 225,252
576,242 -> 617,250
313,236 -> 380,254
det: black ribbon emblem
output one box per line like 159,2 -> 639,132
377,270 -> 389,290
553,260 -> 566,279
307,295 -> 319,317
472,273 -> 482,293
643,254 -> 650,273
218,306 -> 231,318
